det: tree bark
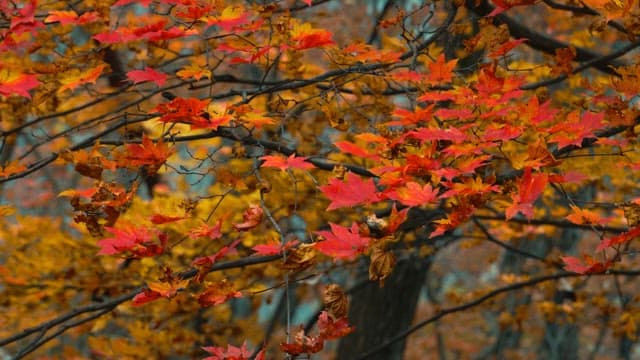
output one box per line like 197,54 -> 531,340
336,257 -> 430,360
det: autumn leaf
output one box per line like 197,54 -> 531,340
118,135 -> 174,171
505,167 -> 548,220
206,5 -> 250,32
252,238 -> 299,256
385,182 -> 438,207
97,225 -> 167,258
44,10 -> 100,25
150,214 -> 186,224
595,225 -> 640,251
176,64 -> 211,81
317,311 -> 355,340
281,328 -> 324,356
233,204 -> 263,231
0,72 -> 39,98
562,255 -> 612,274
487,38 -> 527,59
189,220 -> 223,240
197,279 -> 242,307
427,54 -> 458,85
202,341 -> 264,360
132,288 -> 163,306
127,68 -> 167,86
290,23 -> 335,50
0,160 -> 27,178
260,154 -> 315,171
58,64 -> 106,93
333,141 -> 381,160
315,222 -> 370,260
319,172 -> 380,210
565,205 -> 605,226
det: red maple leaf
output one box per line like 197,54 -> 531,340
562,255 -> 612,274
487,38 -> 527,59
319,172 -> 380,210
334,141 -> 381,160
281,328 -> 324,356
197,279 -> 242,307
189,220 -> 223,240
202,341 -> 264,360
0,73 -> 39,98
596,225 -> 640,251
317,311 -> 355,340
97,225 -> 167,258
385,182 -> 438,207
150,214 -> 186,224
233,204 -> 263,231
505,167 -> 548,220
315,222 -> 370,260
252,239 -> 299,256
260,154 -> 315,171
132,288 -> 162,306
127,67 -> 167,86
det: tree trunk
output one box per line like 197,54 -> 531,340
336,257 -> 429,360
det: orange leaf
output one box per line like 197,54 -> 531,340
427,54 -> 457,85
58,64 -> 106,93
197,279 -> 242,307
260,154 -> 315,171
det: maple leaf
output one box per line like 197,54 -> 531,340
44,10 -> 100,25
505,167 -> 548,220
150,214 -> 186,224
427,54 -> 458,85
565,205 -> 605,226
132,288 -> 163,306
488,0 -> 537,16
281,327 -> 324,356
97,225 -> 167,258
385,182 -> 438,207
206,5 -> 250,32
260,154 -> 315,171
0,160 -> 27,178
487,38 -> 527,59
252,239 -> 299,256
596,225 -> 640,251
387,204 -> 409,233
58,64 -> 106,93
291,23 -> 335,50
233,204 -> 263,231
334,141 -> 381,160
127,68 -> 167,86
562,255 -> 612,274
202,342 -> 264,360
319,172 -> 380,210
317,311 -> 355,340
197,279 -> 242,307
176,64 -> 211,81
0,72 -> 39,98
119,135 -> 174,170
315,222 -> 370,260
189,220 -> 223,240
148,278 -> 190,299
